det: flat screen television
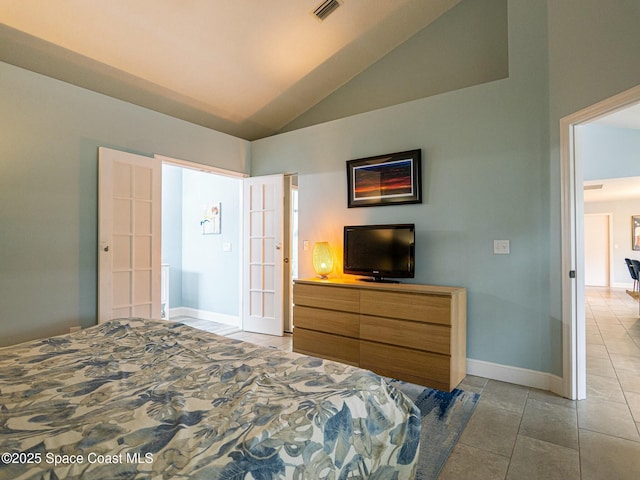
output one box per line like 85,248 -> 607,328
343,224 -> 415,282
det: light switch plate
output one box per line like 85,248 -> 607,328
223,242 -> 232,252
494,239 -> 510,255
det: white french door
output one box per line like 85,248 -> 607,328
243,175 -> 284,336
98,147 -> 162,323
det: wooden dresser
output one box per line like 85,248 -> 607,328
293,278 -> 467,392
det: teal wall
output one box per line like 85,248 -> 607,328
180,169 -> 242,316
580,125 -> 640,181
252,0 -> 552,374
252,0 -> 640,377
0,62 -> 249,346
281,0 -> 508,134
546,0 -> 640,342
162,165 -> 242,316
2,0 -> 640,381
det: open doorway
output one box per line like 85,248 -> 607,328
584,176 -> 640,289
561,84 -> 640,400
286,177 -> 299,334
160,158 -> 245,336
159,155 -> 299,337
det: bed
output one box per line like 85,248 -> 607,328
0,318 -> 420,479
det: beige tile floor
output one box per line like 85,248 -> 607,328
171,315 -> 242,336
216,286 -> 640,479
437,286 -> 640,479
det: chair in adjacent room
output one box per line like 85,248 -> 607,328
625,258 -> 637,292
631,260 -> 640,294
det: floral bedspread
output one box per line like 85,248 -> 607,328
0,318 -> 420,479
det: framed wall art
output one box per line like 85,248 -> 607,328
633,215 -> 640,251
200,203 -> 221,234
346,149 -> 422,208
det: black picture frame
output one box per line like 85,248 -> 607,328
346,149 -> 422,208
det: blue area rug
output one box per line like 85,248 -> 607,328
387,379 -> 480,480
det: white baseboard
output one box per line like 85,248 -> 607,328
467,358 -> 564,396
169,307 -> 240,328
612,281 -> 634,289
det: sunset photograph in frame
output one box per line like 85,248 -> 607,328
347,149 -> 421,208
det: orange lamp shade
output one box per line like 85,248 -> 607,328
312,242 -> 333,278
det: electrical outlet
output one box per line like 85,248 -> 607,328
494,240 -> 510,255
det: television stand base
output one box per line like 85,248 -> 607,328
360,277 -> 400,284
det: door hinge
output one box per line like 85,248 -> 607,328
569,270 -> 576,279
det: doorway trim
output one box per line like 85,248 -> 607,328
155,154 -> 248,329
155,154 -> 248,179
560,84 -> 640,400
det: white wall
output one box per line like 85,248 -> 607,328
585,200 -> 640,288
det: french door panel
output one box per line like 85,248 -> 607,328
98,147 -> 161,323
243,175 -> 284,336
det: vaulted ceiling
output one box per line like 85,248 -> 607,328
0,0 -> 461,140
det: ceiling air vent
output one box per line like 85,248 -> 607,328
313,0 -> 341,21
